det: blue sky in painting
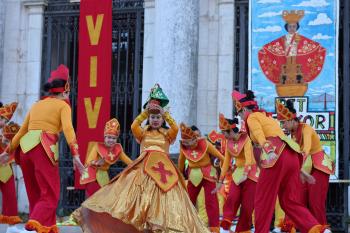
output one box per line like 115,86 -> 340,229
250,0 -> 338,111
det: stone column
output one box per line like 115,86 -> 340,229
145,0 -> 199,152
141,0 -> 156,102
0,0 -> 5,88
196,0 -> 219,134
217,0 -> 234,117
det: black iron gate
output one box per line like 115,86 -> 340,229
234,0 -> 350,232
41,0 -> 144,215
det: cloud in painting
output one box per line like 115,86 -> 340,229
257,0 -> 281,3
253,25 -> 282,32
308,13 -> 333,25
312,33 -> 332,40
258,10 -> 282,18
292,0 -> 330,7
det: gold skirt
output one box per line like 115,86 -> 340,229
73,152 -> 210,233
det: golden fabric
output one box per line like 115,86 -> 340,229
73,112 -> 210,233
246,112 -> 285,146
9,98 -> 77,153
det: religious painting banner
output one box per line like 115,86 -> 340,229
249,0 -> 339,179
76,0 -> 112,187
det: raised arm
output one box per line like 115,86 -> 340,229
163,112 -> 178,144
131,110 -> 148,143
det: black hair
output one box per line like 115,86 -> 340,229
43,79 -> 67,94
0,102 -> 3,108
239,90 -> 257,110
285,99 -> 299,122
190,125 -> 199,131
225,118 -> 239,133
284,23 -> 300,32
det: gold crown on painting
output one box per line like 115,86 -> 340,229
282,10 -> 304,24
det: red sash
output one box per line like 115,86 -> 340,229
253,137 -> 286,168
41,132 -> 59,166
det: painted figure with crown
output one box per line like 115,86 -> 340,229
277,100 -> 334,226
73,84 -> 211,233
215,113 -> 258,233
177,123 -> 224,233
258,10 -> 326,97
0,65 -> 85,233
232,90 -> 330,233
80,118 -> 133,197
0,103 -> 23,232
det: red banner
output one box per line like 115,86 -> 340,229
76,0 -> 112,188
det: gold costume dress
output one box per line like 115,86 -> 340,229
73,111 -> 210,233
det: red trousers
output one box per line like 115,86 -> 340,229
300,168 -> 329,225
222,178 -> 256,232
20,144 -> 60,227
254,146 -> 319,233
85,181 -> 101,197
0,175 -> 18,216
187,179 -> 220,228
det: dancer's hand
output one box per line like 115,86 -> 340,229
91,158 -> 105,167
267,152 -> 278,163
0,152 -> 10,165
300,170 -> 316,184
211,181 -> 223,194
73,155 -> 85,174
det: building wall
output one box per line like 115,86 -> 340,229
0,0 -> 47,213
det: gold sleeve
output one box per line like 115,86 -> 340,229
163,112 -> 178,144
178,149 -> 186,174
247,114 -> 267,147
219,144 -> 231,181
9,112 -> 30,153
302,126 -> 313,156
119,150 -> 133,165
131,110 -> 148,143
60,104 -> 79,156
243,140 -> 255,166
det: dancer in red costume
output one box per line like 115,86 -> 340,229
0,102 -> 23,233
216,113 -> 258,233
277,100 -> 334,225
80,118 -> 132,197
232,90 -> 330,233
0,65 -> 85,233
178,123 -> 224,233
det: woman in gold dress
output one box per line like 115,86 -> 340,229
73,84 -> 210,233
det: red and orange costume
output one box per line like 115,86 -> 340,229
80,118 -> 132,197
218,113 -> 258,233
0,103 -> 22,225
178,123 -> 224,233
232,90 -> 327,233
277,101 -> 334,225
6,65 -> 80,233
